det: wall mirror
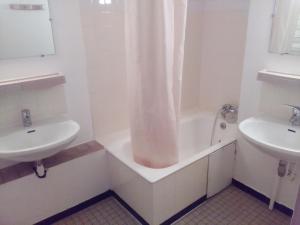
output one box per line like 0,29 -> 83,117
269,0 -> 300,55
0,0 -> 55,59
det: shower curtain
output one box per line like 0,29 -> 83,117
125,0 -> 188,168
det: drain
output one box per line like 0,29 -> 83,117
27,129 -> 36,134
220,122 -> 227,130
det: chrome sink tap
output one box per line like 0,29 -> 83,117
285,104 -> 300,126
21,109 -> 32,127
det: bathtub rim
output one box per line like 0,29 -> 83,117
98,111 -> 217,148
106,138 -> 236,184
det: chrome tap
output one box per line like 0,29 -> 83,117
221,104 -> 238,124
285,104 -> 300,126
21,109 -> 32,127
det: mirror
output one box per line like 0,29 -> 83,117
269,0 -> 300,55
270,0 -> 300,55
0,0 -> 55,59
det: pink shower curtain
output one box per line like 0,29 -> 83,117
125,0 -> 188,168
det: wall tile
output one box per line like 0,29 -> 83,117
0,85 -> 66,130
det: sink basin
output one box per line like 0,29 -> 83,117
239,116 -> 300,162
0,119 -> 80,162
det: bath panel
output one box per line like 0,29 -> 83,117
106,112 -> 237,225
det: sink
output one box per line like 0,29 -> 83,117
0,119 -> 80,162
239,116 -> 300,162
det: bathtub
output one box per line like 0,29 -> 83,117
106,112 -> 237,225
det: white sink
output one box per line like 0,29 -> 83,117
0,119 -> 80,162
239,116 -> 300,162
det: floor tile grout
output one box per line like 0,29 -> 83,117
54,185 -> 291,225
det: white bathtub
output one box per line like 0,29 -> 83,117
106,112 -> 237,225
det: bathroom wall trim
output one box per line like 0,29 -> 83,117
111,191 -> 150,225
34,190 -> 148,225
35,190 -> 113,225
232,179 -> 293,217
113,191 -> 208,225
161,195 -> 207,225
35,189 -> 208,225
19,177 -> 293,224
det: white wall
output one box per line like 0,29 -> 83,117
0,85 -> 66,132
236,0 -> 300,209
0,0 -> 94,168
79,0 -> 129,140
181,0 -> 203,111
198,0 -> 249,112
184,0 -> 249,113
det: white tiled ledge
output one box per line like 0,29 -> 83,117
0,73 -> 65,89
257,69 -> 300,83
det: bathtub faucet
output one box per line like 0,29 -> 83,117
221,104 -> 238,124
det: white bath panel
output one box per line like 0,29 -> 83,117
106,113 -> 238,225
174,157 -> 208,213
207,143 -> 236,198
153,173 -> 176,225
108,153 -> 154,223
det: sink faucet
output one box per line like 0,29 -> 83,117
285,104 -> 300,126
21,109 -> 32,127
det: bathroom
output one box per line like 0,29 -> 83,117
0,0 -> 300,224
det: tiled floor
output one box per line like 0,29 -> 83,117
54,197 -> 140,225
54,186 -> 291,225
173,186 -> 291,225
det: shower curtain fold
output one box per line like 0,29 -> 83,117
125,0 -> 188,168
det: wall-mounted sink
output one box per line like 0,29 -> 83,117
0,119 -> 80,162
239,116 -> 300,162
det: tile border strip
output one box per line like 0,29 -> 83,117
0,140 -> 104,185
232,179 -> 294,217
